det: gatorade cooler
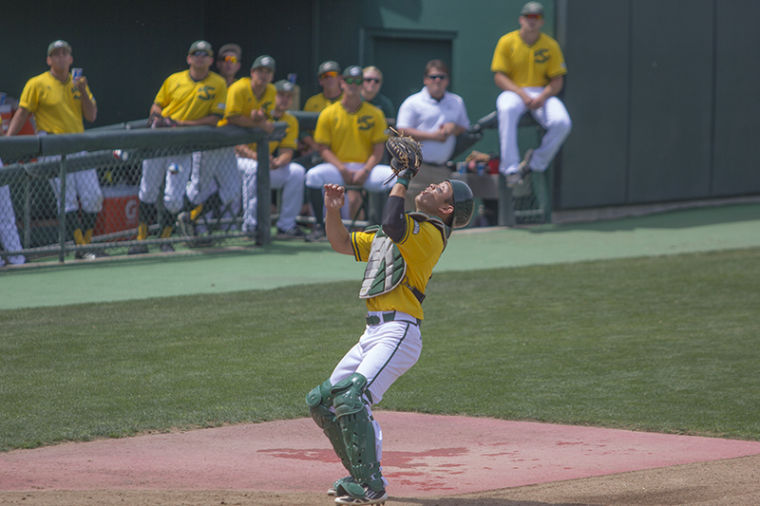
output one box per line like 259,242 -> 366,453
0,94 -> 36,136
93,184 -> 139,238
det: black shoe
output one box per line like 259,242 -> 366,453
128,244 -> 149,255
160,243 -> 175,253
305,224 -> 326,242
277,226 -> 306,239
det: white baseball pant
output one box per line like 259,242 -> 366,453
496,87 -> 572,175
139,154 -> 192,214
0,185 -> 26,266
237,158 -> 305,232
329,312 -> 422,474
305,162 -> 396,218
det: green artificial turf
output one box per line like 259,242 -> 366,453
1,248 -> 759,451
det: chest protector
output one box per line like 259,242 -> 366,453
358,213 -> 450,301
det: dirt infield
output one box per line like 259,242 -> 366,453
2,412 -> 760,505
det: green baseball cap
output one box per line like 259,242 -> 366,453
274,79 -> 295,93
188,40 -> 213,56
252,55 -> 275,71
317,60 -> 340,76
47,40 -> 72,56
521,1 -> 544,15
342,65 -> 363,79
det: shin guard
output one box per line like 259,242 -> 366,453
306,380 -> 351,473
331,373 -> 384,493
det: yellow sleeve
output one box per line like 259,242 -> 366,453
313,104 -> 333,146
351,230 -> 375,262
303,94 -> 323,112
545,38 -> 568,79
490,33 -> 512,75
18,77 -> 39,113
368,105 -> 388,145
224,79 -> 250,119
279,113 -> 299,150
153,74 -> 174,108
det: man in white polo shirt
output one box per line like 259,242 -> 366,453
395,59 -> 470,210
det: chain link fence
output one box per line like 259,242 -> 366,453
1,110 -> 555,266
0,124 -> 282,264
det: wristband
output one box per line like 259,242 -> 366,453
396,175 -> 410,188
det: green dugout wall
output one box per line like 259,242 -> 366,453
2,0 -> 758,212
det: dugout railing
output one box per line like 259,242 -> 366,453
0,123 -> 284,263
0,111 -> 550,265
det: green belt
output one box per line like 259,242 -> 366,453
366,311 -> 421,326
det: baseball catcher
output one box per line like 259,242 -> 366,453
306,135 -> 473,505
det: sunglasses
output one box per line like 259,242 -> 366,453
221,55 -> 239,63
344,77 -> 363,85
191,51 -> 211,57
426,74 -> 448,81
320,71 -> 338,79
364,77 -> 381,84
523,13 -> 543,19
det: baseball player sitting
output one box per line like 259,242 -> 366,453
304,65 -> 396,242
306,132 -> 474,505
491,1 -> 572,187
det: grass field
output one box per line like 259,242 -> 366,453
1,247 -> 759,452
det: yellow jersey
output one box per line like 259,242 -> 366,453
221,78 -> 276,126
18,71 -> 95,134
153,70 -> 227,122
248,111 -> 299,154
351,215 -> 446,320
313,101 -> 387,163
491,30 -> 567,88
303,92 -> 342,113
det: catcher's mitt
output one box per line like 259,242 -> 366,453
385,127 -> 422,183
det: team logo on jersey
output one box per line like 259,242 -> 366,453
71,86 -> 81,100
357,115 -> 374,131
534,48 -> 550,63
197,86 -> 214,100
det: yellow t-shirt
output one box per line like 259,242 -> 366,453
303,92 -> 341,113
18,71 -> 95,134
490,30 -> 567,88
154,70 -> 227,122
221,78 -> 276,126
313,101 -> 387,163
248,111 -> 299,154
351,215 -> 446,320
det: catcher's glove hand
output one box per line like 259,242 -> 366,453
385,127 -> 422,183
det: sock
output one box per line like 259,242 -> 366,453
73,228 -> 85,245
81,212 -> 98,244
137,222 -> 148,241
65,211 -> 81,242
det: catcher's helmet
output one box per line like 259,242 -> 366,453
446,179 -> 474,228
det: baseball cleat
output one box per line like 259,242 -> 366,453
176,211 -> 196,237
506,149 -> 534,188
334,486 -> 387,504
304,224 -> 326,242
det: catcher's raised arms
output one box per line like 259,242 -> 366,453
385,126 -> 422,184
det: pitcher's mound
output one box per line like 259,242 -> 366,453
3,411 -> 760,499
